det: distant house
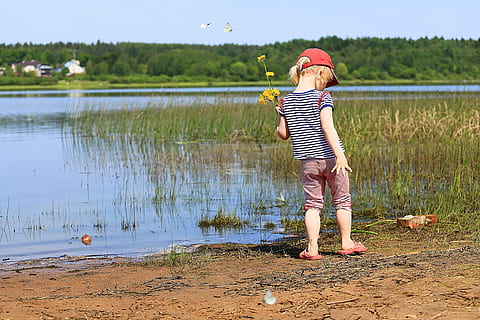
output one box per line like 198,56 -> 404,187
11,60 -> 53,77
38,64 -> 53,77
0,67 -> 5,76
56,59 -> 85,76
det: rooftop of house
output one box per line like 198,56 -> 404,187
13,60 -> 42,66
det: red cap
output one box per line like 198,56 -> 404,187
297,48 -> 339,87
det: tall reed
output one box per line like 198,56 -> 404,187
66,92 -> 480,237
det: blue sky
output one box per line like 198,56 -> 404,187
2,0 -> 479,45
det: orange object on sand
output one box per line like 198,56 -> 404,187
81,234 -> 92,245
397,215 -> 438,229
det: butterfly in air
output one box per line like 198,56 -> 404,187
200,22 -> 212,29
224,22 -> 233,32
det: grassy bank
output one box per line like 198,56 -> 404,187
66,92 -> 480,239
2,79 -> 480,91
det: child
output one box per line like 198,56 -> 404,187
276,48 -> 366,259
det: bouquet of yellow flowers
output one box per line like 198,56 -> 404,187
257,55 -> 280,106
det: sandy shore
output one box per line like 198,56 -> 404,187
0,224 -> 479,319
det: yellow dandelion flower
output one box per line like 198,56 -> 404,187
256,54 -> 281,107
257,55 -> 266,62
258,96 -> 267,105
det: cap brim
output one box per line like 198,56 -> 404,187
326,69 -> 339,88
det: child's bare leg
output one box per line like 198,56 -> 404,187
305,208 -> 321,255
336,209 -> 355,249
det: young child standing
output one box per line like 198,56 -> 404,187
276,48 -> 366,259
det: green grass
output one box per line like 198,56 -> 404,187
66,97 -> 281,148
141,247 -> 198,268
199,209 -> 248,229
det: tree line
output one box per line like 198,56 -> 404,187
0,36 -> 479,85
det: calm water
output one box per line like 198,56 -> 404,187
1,85 -> 479,262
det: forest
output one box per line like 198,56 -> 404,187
0,36 -> 479,85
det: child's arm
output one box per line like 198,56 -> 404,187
276,108 -> 290,140
320,107 -> 352,176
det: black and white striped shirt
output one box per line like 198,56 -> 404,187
279,89 -> 345,160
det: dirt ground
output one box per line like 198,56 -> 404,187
0,224 -> 479,320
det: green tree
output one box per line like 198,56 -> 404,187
230,61 -> 248,80
90,61 -> 109,75
0,37 -> 479,82
335,62 -> 349,78
111,54 -> 133,76
137,63 -> 148,75
147,55 -> 164,76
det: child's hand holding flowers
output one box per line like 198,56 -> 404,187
257,55 -> 281,106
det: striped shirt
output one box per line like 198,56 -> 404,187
279,89 -> 345,160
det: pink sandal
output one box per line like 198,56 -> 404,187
337,242 -> 367,255
299,249 -> 323,260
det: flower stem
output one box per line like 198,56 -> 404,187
262,62 -> 273,90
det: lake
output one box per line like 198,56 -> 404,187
1,85 -> 479,262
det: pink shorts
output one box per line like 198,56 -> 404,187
301,158 -> 352,211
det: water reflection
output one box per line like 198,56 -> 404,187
64,129 -> 302,229
0,117 -> 302,261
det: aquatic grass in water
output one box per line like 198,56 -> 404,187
67,98 -> 279,143
63,126 -> 301,238
198,209 -> 248,229
66,93 -> 480,239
